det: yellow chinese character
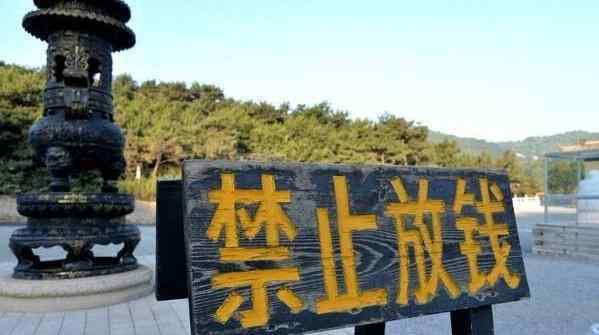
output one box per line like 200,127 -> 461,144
315,176 -> 388,314
207,173 -> 303,328
386,177 -> 460,305
454,178 -> 521,294
212,269 -> 302,328
207,173 -> 262,249
207,173 -> 296,261
237,174 -> 297,247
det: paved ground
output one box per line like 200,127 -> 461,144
0,204 -> 597,335
0,253 -> 597,335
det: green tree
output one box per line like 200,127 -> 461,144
291,102 -> 349,128
432,140 -> 461,167
547,161 -> 579,194
0,62 -> 449,199
368,114 -> 429,165
249,115 -> 337,162
0,64 -> 47,193
495,151 -> 523,181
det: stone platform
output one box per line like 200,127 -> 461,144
532,223 -> 599,260
0,264 -> 153,313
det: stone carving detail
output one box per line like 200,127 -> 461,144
11,0 -> 140,280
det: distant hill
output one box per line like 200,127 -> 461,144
429,130 -> 599,159
428,131 -> 504,156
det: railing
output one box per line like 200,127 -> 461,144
512,196 -> 541,205
541,194 -> 576,207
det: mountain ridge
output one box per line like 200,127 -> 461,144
428,130 -> 599,159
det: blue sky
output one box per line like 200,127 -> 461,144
2,1 -> 599,141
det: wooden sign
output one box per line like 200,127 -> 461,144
182,160 -> 530,335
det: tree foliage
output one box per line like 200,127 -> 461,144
0,63 -> 48,193
547,161 -> 579,194
0,63 -> 541,198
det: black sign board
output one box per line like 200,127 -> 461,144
161,160 -> 530,335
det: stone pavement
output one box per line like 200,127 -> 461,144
0,204 -> 598,335
0,253 -> 597,335
0,254 -> 350,335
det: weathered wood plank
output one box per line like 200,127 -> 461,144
182,160 -> 530,335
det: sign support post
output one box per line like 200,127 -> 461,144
355,322 -> 387,334
450,306 -> 494,335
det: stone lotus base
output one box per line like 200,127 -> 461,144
0,264 -> 153,313
12,192 -> 141,280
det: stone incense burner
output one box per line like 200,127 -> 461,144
10,0 -> 140,279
